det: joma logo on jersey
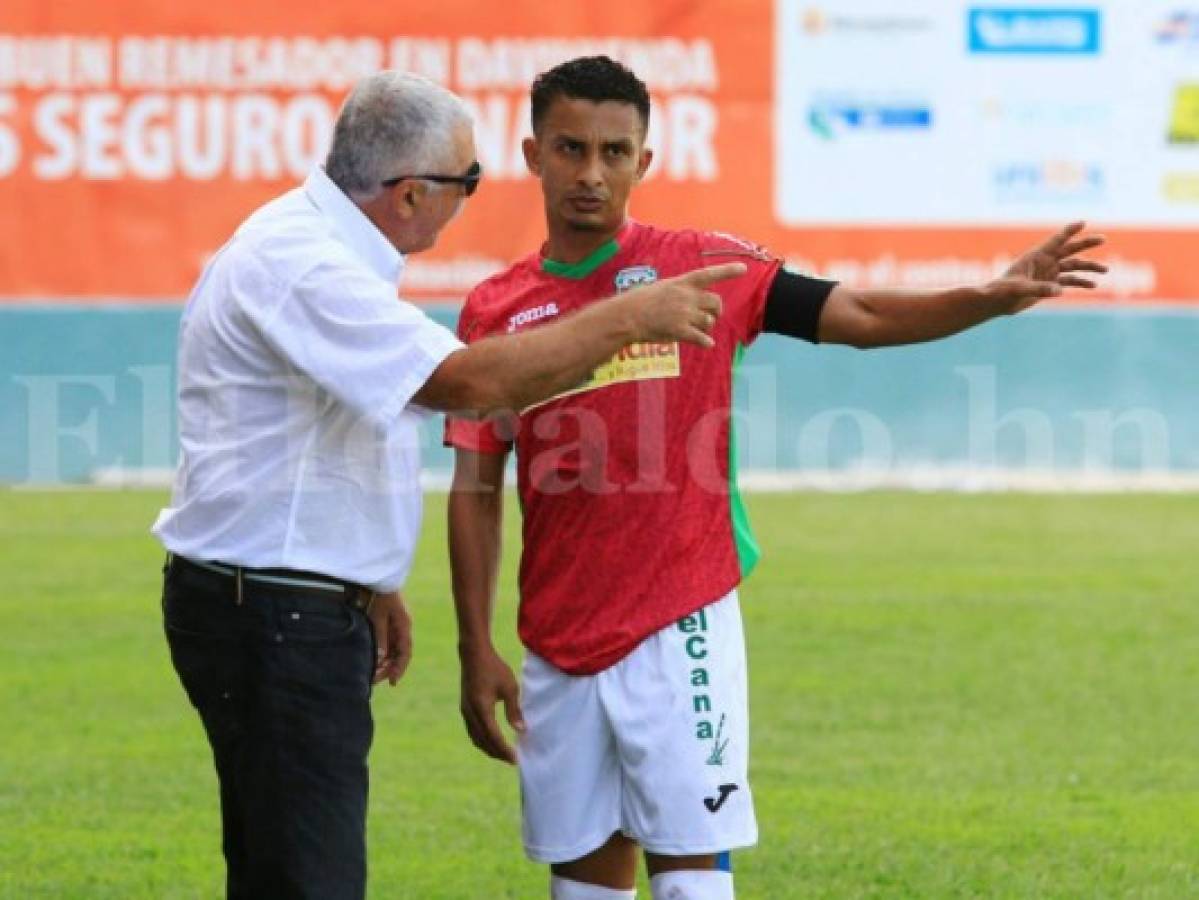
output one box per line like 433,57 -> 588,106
507,302 -> 559,333
614,265 -> 658,292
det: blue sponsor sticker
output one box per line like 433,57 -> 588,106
968,8 -> 1101,54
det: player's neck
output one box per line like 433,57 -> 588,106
544,221 -> 627,265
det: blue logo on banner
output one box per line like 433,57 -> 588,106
968,8 -> 1101,54
808,102 -> 932,140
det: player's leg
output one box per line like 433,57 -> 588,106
644,851 -> 734,899
519,651 -> 633,897
606,590 -> 755,900
550,831 -> 639,898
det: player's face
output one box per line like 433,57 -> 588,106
524,97 -> 652,236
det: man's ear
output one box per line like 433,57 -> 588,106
522,136 -> 541,177
391,179 -> 426,220
635,147 -> 654,182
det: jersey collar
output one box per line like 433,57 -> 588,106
540,221 -> 634,280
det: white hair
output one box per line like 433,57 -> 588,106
325,71 -> 472,201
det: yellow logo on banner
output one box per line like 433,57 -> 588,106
1163,172 -> 1199,203
1168,84 -> 1199,143
537,342 -> 681,407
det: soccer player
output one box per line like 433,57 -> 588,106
445,56 -> 1106,900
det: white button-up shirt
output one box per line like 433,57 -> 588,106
153,167 -> 463,591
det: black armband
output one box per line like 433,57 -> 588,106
762,269 -> 838,343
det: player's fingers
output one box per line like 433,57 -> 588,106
679,262 -> 747,288
695,290 -> 723,318
1059,235 -> 1105,257
1057,275 -> 1097,289
677,325 -> 716,349
501,682 -> 526,734
1042,220 -> 1086,252
477,706 -> 517,764
462,701 -> 512,762
1060,258 -> 1107,274
691,307 -> 718,332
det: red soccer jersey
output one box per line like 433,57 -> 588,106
445,220 -> 782,675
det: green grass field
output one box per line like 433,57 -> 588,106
1,490 -> 1197,899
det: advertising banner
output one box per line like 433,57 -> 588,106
0,1 -> 1193,303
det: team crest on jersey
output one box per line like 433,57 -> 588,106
614,265 -> 659,292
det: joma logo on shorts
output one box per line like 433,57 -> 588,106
507,302 -> 559,333
678,608 -> 729,765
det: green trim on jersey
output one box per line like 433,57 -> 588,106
541,238 -> 620,279
730,344 -> 761,578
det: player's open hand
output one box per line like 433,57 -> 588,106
623,262 -> 746,348
992,221 -> 1108,314
460,643 -> 525,764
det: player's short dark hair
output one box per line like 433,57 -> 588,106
530,56 -> 650,135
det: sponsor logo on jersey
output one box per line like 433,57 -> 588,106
676,607 -> 730,765
614,265 -> 658,292
529,341 -> 681,409
507,301 -> 559,333
967,8 -> 1101,55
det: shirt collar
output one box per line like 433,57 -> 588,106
304,167 -> 405,283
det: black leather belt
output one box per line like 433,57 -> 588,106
167,553 -> 374,611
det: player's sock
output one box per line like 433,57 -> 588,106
649,869 -> 734,900
550,875 -> 637,899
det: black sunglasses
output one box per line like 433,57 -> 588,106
381,160 -> 482,197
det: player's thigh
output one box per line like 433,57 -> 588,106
551,831 -> 639,890
519,652 -> 624,864
606,591 -> 757,855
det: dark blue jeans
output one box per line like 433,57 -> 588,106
162,559 -> 375,900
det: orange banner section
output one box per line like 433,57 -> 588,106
0,1 -> 1185,303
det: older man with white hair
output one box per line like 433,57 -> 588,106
152,70 -> 740,900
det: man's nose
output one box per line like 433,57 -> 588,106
577,151 -> 604,187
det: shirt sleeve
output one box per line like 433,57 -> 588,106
242,253 -> 464,432
443,289 -> 515,455
694,232 -> 783,345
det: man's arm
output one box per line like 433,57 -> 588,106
816,221 -> 1107,349
448,448 -> 523,764
414,262 -> 744,414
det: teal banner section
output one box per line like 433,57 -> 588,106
2,305 -> 1196,483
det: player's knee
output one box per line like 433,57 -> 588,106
649,869 -> 734,900
551,875 -> 637,899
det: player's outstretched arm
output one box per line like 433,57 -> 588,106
817,221 -> 1107,349
414,263 -> 743,415
448,448 -> 524,765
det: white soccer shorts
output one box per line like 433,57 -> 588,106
518,590 -> 757,863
